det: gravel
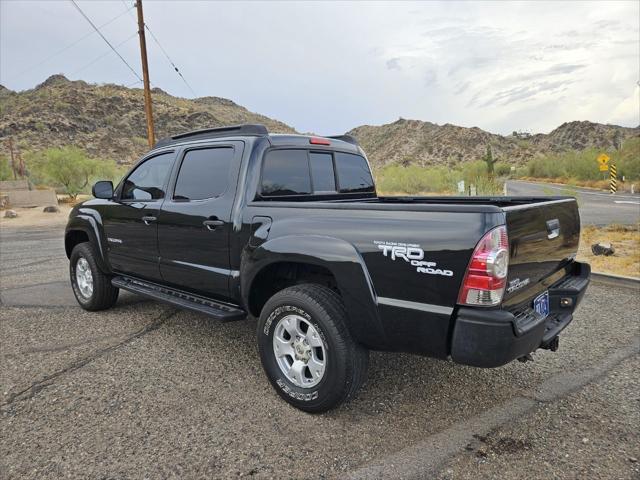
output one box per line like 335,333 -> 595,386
436,355 -> 640,480
1,225 -> 638,479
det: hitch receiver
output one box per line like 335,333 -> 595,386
541,336 -> 560,352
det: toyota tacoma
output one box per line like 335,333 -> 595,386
65,124 -> 590,412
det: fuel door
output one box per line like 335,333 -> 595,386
249,216 -> 272,248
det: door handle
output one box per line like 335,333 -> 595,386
142,215 -> 157,225
203,219 -> 224,231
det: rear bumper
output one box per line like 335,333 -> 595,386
450,261 -> 590,368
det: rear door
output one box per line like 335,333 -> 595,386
104,150 -> 175,281
503,198 -> 580,300
157,142 -> 243,299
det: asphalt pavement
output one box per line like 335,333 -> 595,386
506,180 -> 640,226
1,224 -> 639,479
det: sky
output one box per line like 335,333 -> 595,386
1,1 -> 639,135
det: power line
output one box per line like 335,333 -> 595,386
69,0 -> 142,82
121,0 -> 197,97
11,4 -> 135,80
144,24 -> 197,97
71,32 -> 138,76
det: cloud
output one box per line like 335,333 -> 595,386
1,1 -> 638,135
386,57 -> 402,71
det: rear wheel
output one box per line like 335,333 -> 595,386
257,284 -> 368,413
70,242 -> 119,311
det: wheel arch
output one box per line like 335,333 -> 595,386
65,211 -> 111,273
242,235 -> 386,349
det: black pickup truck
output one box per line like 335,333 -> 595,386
65,124 -> 590,412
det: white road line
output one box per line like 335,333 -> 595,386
510,181 -> 640,200
614,200 -> 640,205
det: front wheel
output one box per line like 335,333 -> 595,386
257,284 -> 369,413
70,242 -> 119,311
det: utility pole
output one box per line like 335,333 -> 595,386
6,137 -> 17,180
136,0 -> 155,147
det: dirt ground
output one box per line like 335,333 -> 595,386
577,225 -> 640,278
1,205 -> 72,229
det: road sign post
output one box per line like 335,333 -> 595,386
610,163 -> 617,194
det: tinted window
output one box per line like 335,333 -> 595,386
309,152 -> 336,192
262,150 -> 311,196
174,147 -> 233,200
121,152 -> 174,201
335,152 -> 374,193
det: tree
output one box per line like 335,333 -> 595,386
25,147 -> 113,199
483,144 -> 496,176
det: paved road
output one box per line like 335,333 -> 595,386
506,180 -> 640,226
1,224 -> 638,479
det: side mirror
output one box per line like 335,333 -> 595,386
92,181 -> 114,199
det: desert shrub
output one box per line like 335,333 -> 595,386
524,138 -> 640,181
617,137 -> 640,180
24,146 -> 122,199
376,160 -> 503,195
376,164 -> 455,194
495,162 -> 512,177
0,155 -> 13,181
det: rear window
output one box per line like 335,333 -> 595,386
261,148 -> 373,197
335,152 -> 374,193
262,150 -> 311,196
309,152 -> 336,192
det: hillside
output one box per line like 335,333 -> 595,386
1,75 -> 637,167
0,75 -> 295,163
348,118 -> 639,168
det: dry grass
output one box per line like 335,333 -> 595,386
578,224 -> 640,278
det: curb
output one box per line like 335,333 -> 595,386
591,271 -> 640,288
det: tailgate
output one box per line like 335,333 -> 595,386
503,198 -> 580,300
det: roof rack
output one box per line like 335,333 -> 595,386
326,134 -> 359,146
154,124 -> 268,148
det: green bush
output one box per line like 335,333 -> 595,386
376,164 -> 455,194
494,162 -> 512,176
524,138 -> 640,181
0,155 -> 13,181
24,146 -> 123,199
376,160 -> 504,195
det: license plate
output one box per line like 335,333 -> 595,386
533,291 -> 550,319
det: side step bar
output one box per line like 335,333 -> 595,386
112,276 -> 246,322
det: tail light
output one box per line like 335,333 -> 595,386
458,225 -> 509,306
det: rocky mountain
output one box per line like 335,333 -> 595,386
348,119 -> 639,168
0,74 -> 295,163
1,75 -> 637,168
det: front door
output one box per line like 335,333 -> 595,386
104,150 -> 175,281
157,143 -> 242,299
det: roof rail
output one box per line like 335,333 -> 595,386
155,124 -> 268,148
326,134 -> 359,146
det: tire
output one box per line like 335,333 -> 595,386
257,283 -> 369,413
70,242 -> 119,311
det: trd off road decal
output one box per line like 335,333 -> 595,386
374,240 -> 453,277
507,277 -> 530,293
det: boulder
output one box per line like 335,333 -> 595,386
4,209 -> 18,218
43,205 -> 60,213
591,242 -> 615,256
